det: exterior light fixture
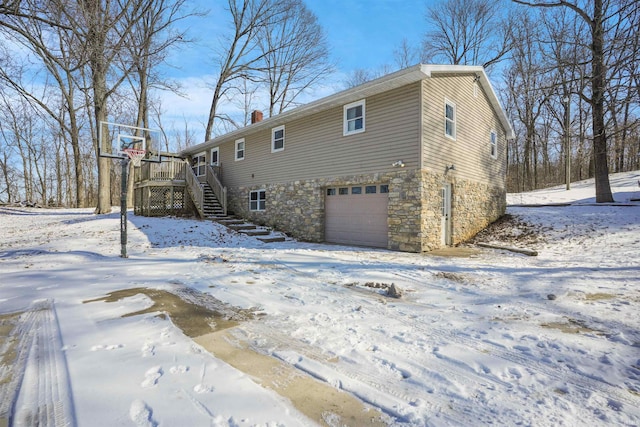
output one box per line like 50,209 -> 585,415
392,160 -> 405,168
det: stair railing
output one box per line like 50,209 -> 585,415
185,167 -> 205,218
206,165 -> 227,216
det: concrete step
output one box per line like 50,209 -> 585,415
207,215 -> 234,221
216,219 -> 244,225
257,236 -> 286,243
228,224 -> 257,231
240,229 -> 270,236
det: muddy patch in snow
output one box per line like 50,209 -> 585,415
0,312 -> 20,369
87,288 -> 389,426
0,310 -> 21,427
84,287 -> 249,337
584,292 -> 616,301
541,318 -> 604,335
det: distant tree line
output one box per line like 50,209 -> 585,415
1,0 -> 637,210
350,0 -> 639,202
0,0 -> 331,211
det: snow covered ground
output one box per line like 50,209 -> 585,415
1,170 -> 639,427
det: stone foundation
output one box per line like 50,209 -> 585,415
226,169 -> 505,252
451,179 -> 506,244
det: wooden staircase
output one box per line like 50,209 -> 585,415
202,185 -> 226,218
201,184 -> 286,243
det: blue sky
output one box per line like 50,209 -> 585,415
299,0 -> 425,72
159,1 -> 427,142
168,0 -> 426,78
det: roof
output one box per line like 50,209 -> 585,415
182,64 -> 514,155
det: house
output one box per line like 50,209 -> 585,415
138,64 -> 514,252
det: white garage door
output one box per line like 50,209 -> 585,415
325,184 -> 389,248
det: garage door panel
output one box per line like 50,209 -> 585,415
325,186 -> 388,248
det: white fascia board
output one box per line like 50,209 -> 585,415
181,65 -> 429,156
182,64 -> 515,155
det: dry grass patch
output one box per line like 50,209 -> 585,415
584,293 -> 616,301
541,318 -> 604,335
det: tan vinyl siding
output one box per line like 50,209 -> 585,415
214,83 -> 422,188
421,75 -> 507,188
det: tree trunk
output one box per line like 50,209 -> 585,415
591,0 -> 614,202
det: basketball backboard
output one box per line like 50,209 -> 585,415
98,121 -> 162,163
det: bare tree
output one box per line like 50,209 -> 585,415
511,0 -> 623,202
0,6 -> 88,207
259,0 -> 332,115
394,38 -> 420,69
343,64 -> 395,89
422,0 -> 512,71
119,0 -> 194,206
205,0 -> 278,140
503,11 -> 551,191
0,0 -> 156,212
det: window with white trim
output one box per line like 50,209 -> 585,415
272,125 -> 284,152
490,130 -> 497,159
445,99 -> 456,140
210,147 -> 219,166
235,138 -> 245,161
343,100 -> 365,135
249,190 -> 266,211
191,152 -> 206,176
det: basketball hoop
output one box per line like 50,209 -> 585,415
122,148 -> 146,167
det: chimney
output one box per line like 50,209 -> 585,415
251,110 -> 263,124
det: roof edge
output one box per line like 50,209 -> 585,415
183,64 -> 514,155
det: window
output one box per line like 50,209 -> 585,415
490,131 -> 497,158
351,186 -> 362,195
210,147 -> 219,166
249,190 -> 266,211
191,152 -> 206,176
272,125 -> 285,152
445,99 -> 456,140
380,184 -> 389,194
344,100 -> 365,136
338,187 -> 349,195
327,188 -> 336,196
365,185 -> 377,194
235,138 -> 245,161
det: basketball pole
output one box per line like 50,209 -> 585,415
120,157 -> 129,258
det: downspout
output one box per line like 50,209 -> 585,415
418,78 -> 426,252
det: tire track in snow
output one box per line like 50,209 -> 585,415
237,255 -> 640,424
225,260 -> 518,425
1,300 -> 76,427
391,269 -> 640,417
241,321 -> 505,426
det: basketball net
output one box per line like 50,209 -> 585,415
122,148 -> 146,167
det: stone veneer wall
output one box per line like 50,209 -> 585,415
225,168 -> 505,253
451,178 -> 506,244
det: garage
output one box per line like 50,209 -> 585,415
325,184 -> 389,248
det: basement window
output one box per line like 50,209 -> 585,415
249,190 -> 266,211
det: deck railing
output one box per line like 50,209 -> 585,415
135,158 -> 226,219
138,159 -> 187,182
206,165 -> 227,216
185,167 -> 205,218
